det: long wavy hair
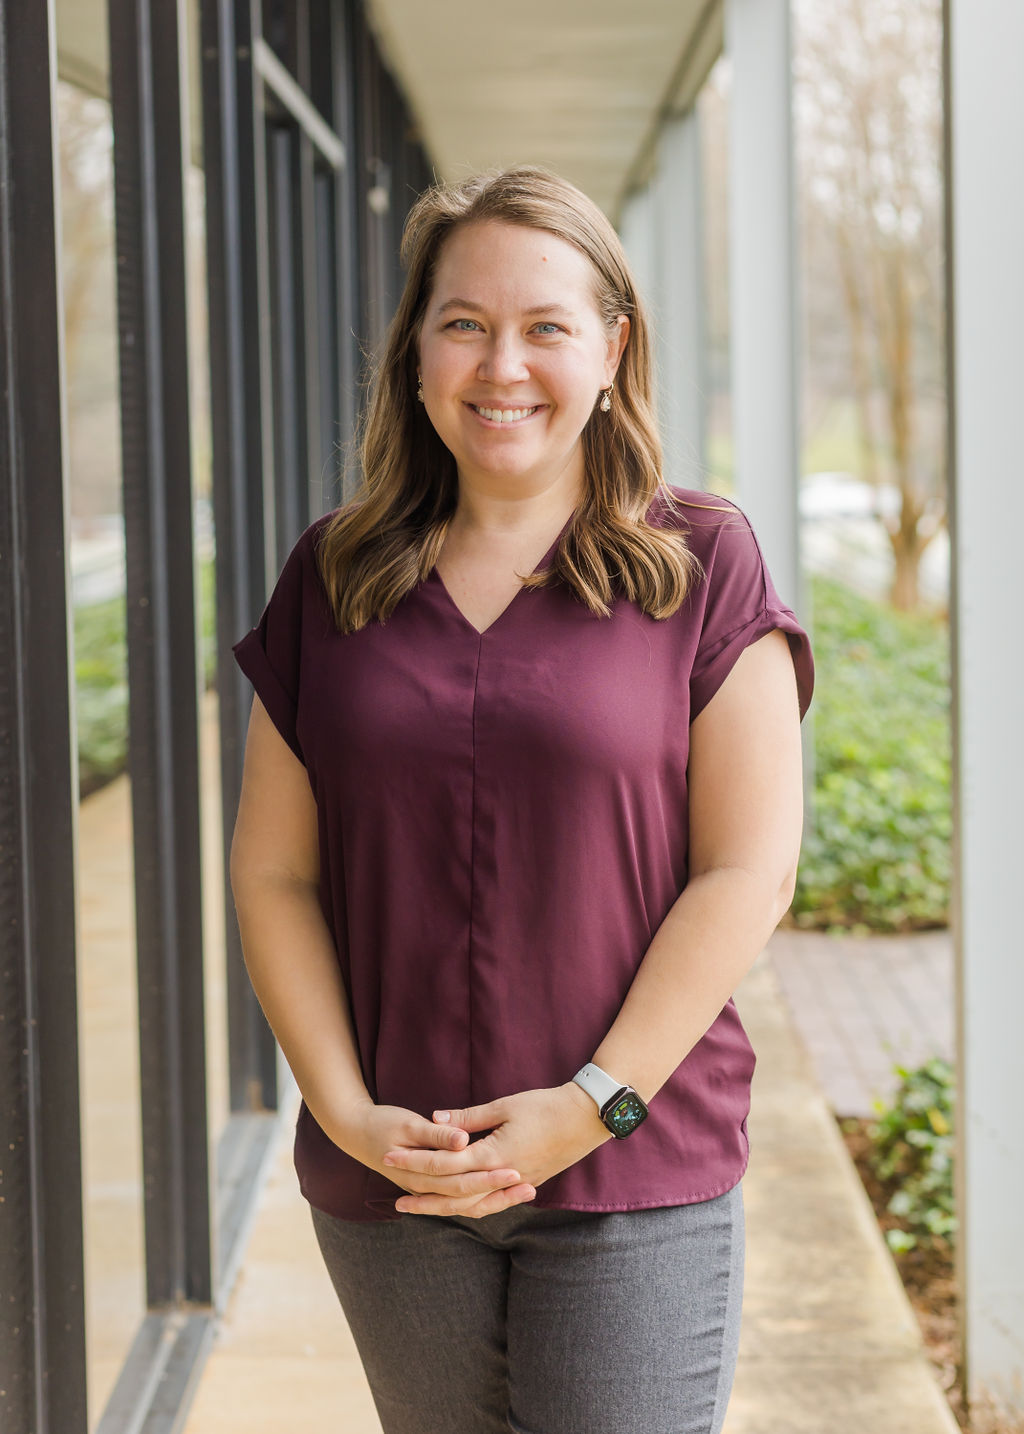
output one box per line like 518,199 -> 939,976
316,165 -> 704,631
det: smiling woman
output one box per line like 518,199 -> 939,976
416,221 -> 627,504
230,165 -> 814,1434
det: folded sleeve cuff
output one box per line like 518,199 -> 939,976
232,627 -> 304,764
689,606 -> 815,724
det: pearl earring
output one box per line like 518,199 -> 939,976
416,375 -> 425,403
600,384 -> 613,413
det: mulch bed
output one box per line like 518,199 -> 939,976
839,1119 -> 1024,1434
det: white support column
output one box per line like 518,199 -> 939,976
619,183 -> 659,338
946,0 -> 1024,1415
653,111 -> 706,489
725,0 -> 800,606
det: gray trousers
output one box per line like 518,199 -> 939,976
311,1181 -> 744,1434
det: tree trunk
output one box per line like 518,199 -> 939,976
835,223 -> 880,489
890,536 -> 922,610
887,485 -> 942,610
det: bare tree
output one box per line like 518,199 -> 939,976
57,83 -> 114,388
55,82 -> 126,521
795,0 -> 946,609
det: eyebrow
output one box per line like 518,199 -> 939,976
434,298 -> 577,320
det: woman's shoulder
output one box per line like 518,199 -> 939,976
287,499 -> 360,568
647,485 -> 754,554
306,499 -> 357,543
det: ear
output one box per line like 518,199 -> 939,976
604,314 -> 630,384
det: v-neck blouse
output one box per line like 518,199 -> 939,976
233,486 -> 814,1221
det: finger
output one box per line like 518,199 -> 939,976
433,1100 -> 505,1134
389,1164 -> 523,1198
383,1140 -> 510,1176
395,1182 -> 536,1218
383,1143 -> 517,1180
459,1183 -> 538,1218
382,1147 -> 489,1178
401,1115 -> 470,1151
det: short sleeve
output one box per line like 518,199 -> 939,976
688,503 -> 814,723
232,531 -> 311,764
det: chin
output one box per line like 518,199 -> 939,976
458,448 -> 545,480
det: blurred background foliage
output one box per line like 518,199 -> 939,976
76,559 -> 217,797
793,575 -> 950,932
869,1057 -> 957,1254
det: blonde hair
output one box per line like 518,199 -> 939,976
317,165 -> 702,631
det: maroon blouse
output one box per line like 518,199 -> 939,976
233,485 -> 814,1222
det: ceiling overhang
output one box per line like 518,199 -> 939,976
365,0 -> 722,219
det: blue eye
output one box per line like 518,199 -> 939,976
449,318 -> 481,331
533,323 -> 562,335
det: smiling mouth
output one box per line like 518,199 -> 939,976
468,403 -> 543,425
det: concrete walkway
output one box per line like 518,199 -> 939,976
727,952 -> 957,1433
178,948 -> 959,1434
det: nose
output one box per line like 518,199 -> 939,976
477,333 -> 530,387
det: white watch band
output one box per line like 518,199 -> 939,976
572,1062 -> 625,1112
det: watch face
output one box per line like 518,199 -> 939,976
604,1090 -> 649,1138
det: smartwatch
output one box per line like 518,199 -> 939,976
572,1063 -> 649,1138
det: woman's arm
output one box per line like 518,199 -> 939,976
385,628 -> 804,1210
589,624 -> 804,1101
230,695 -> 532,1211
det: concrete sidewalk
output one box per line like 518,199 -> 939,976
180,947 -> 959,1434
727,952 -> 957,1433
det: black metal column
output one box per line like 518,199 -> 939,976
267,120 -> 309,552
283,0 -> 323,531
0,2 -> 89,1430
326,0 -> 361,499
354,8 -> 388,353
107,0 -> 212,1307
200,0 -> 279,1115
312,0 -> 350,506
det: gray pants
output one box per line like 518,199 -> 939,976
311,1182 -> 744,1434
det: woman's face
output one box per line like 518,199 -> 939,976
416,220 -> 628,497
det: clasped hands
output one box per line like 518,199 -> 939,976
345,1084 -> 613,1219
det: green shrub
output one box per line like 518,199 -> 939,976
793,575 -> 951,931
868,1057 -> 956,1253
198,555 -> 217,689
74,557 -> 216,797
74,595 -> 129,793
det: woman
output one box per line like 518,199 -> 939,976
231,166 -> 813,1434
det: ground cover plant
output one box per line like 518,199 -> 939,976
793,573 -> 951,931
868,1056 -> 956,1254
75,557 -> 216,796
74,595 -> 129,795
841,1058 -> 964,1423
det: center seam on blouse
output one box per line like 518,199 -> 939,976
467,635 -> 484,1103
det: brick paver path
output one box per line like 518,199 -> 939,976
767,927 -> 954,1117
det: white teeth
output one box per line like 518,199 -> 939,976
474,405 -> 537,423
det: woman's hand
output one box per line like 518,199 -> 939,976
335,1100 -> 537,1216
382,1084 -> 613,1217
